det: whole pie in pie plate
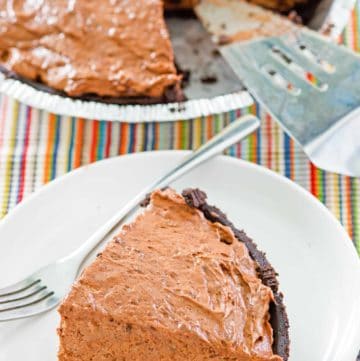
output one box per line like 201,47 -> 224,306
0,0 -> 355,121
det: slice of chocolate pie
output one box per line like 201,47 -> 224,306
58,188 -> 289,361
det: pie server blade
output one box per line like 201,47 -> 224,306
196,1 -> 360,177
220,29 -> 360,177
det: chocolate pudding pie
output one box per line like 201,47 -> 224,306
58,188 -> 289,361
0,0 -> 183,103
1,0 -> 313,104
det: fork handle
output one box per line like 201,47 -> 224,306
61,114 -> 260,268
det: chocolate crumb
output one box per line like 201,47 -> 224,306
175,61 -> 191,89
141,187 -> 170,207
140,194 -> 151,207
200,74 -> 218,84
182,188 -> 207,208
181,69 -> 191,88
169,103 -> 186,113
211,49 -> 221,57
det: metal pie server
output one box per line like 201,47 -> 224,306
220,29 -> 360,177
196,1 -> 360,177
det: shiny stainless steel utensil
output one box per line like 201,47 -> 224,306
0,114 -> 260,322
221,29 -> 360,177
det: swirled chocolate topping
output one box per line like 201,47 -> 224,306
0,0 -> 181,98
58,189 -> 284,360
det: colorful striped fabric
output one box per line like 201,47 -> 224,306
0,5 -> 359,260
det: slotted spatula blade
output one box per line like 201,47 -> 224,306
220,29 -> 360,176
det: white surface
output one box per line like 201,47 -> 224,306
0,151 -> 359,361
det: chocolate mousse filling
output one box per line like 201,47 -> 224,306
0,0 -> 184,104
58,188 -> 289,361
181,188 -> 290,360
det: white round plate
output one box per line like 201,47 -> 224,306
0,151 -> 359,361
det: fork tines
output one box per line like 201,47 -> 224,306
0,277 -> 55,321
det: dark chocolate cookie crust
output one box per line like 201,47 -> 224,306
0,66 -> 185,105
181,188 -> 290,361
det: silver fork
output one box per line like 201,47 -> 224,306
221,28 -> 360,177
0,114 -> 260,322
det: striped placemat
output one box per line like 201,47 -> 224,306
0,6 -> 359,255
0,5 -> 359,360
